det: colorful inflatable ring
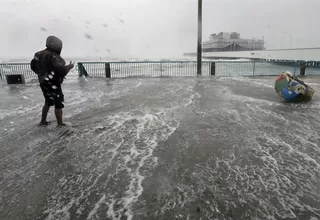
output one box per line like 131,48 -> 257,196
275,72 -> 314,102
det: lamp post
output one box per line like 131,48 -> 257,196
197,0 -> 202,75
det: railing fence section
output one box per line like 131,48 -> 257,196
0,60 -> 313,82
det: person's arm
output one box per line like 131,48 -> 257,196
51,54 -> 74,77
30,53 -> 40,74
30,58 -> 36,72
65,61 -> 75,76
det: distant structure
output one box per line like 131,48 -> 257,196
202,32 -> 265,52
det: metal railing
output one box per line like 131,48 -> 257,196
1,60 -> 316,82
0,63 -> 34,81
78,61 -> 301,78
78,61 -> 212,78
215,61 -> 300,76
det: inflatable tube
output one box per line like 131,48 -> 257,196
275,72 -> 314,102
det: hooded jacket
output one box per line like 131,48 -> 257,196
31,36 -> 70,86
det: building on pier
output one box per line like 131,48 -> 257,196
203,32 -> 265,52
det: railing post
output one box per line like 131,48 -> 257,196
300,61 -> 306,76
210,62 -> 215,76
0,65 -> 2,80
253,61 -> 256,76
78,62 -> 83,76
78,62 -> 89,77
105,63 -> 111,78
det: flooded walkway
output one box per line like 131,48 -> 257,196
1,75 -> 320,220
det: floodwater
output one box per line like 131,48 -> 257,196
1,74 -> 320,220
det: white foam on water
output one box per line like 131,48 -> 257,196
39,80 -> 199,220
217,85 -> 274,105
174,82 -> 320,219
305,82 -> 320,86
66,91 -> 105,107
80,82 -> 198,219
206,85 -> 285,130
87,194 -> 106,220
100,111 -> 180,220
63,79 -> 151,119
106,198 -> 117,219
135,82 -> 142,88
45,198 -> 76,220
228,77 -> 274,88
10,78 -> 318,219
0,104 -> 42,120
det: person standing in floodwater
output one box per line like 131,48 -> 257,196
31,36 -> 74,126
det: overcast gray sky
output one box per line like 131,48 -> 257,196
1,0 -> 320,60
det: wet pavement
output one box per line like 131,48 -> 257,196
1,74 -> 320,220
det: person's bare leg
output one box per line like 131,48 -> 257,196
55,108 -> 65,126
40,104 -> 50,124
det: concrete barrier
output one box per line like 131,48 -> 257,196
6,74 -> 25,84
